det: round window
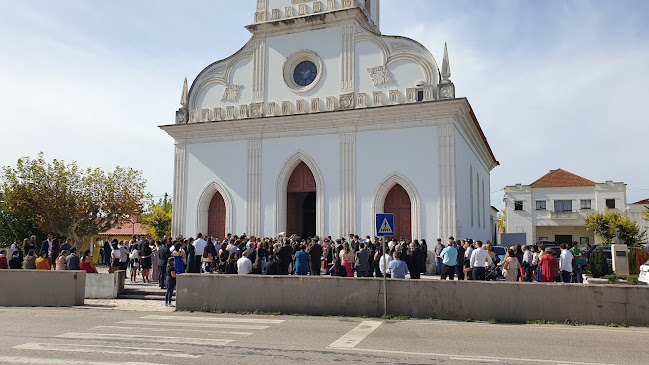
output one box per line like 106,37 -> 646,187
293,61 -> 318,87
283,50 -> 323,93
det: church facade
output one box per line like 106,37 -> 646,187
161,0 -> 499,241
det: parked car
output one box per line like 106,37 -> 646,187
639,259 -> 649,285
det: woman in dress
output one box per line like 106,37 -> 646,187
80,250 -> 98,273
23,238 -> 35,258
225,252 -> 237,274
329,258 -> 348,277
23,250 -> 37,269
140,241 -> 153,283
201,249 -> 213,273
110,242 -> 120,273
537,248 -> 558,282
339,242 -> 354,277
129,245 -> 140,282
172,242 -> 185,275
498,249 -> 520,282
55,251 -> 68,270
150,241 -> 159,282
186,238 -> 199,273
218,242 -> 230,273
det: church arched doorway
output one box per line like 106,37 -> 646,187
384,184 -> 412,240
207,191 -> 226,239
286,161 -> 317,238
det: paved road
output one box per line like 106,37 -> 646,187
0,306 -> 646,364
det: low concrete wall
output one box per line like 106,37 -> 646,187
177,274 -> 649,326
85,271 -> 125,299
0,270 -> 85,307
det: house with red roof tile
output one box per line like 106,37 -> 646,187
503,169 -> 627,246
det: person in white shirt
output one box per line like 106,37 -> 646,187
379,250 -> 392,278
237,251 -> 252,275
559,243 -> 574,283
522,245 -> 533,282
193,233 -> 208,268
469,241 -> 493,280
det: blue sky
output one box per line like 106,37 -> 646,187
1,0 -> 648,209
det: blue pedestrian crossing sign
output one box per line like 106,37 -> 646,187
376,213 -> 395,237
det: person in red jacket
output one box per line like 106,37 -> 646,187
0,249 -> 8,269
538,248 -> 559,282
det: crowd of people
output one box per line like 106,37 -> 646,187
0,234 -> 98,273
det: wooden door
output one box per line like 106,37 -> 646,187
208,192 -> 226,239
384,184 -> 411,240
287,161 -> 316,236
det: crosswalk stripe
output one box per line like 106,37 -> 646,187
92,325 -> 253,336
117,320 -> 270,330
141,315 -> 285,324
55,332 -> 233,346
328,321 -> 383,349
13,343 -> 201,359
0,356 -> 164,365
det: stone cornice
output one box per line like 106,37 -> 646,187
160,98 -> 498,171
246,7 -> 378,36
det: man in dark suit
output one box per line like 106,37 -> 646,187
308,238 -> 323,275
354,242 -> 371,277
276,240 -> 293,275
40,234 -> 53,257
408,242 -> 423,279
158,242 -> 171,288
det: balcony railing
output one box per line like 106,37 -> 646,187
551,211 -> 579,219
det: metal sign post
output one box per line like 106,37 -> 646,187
376,213 -> 394,317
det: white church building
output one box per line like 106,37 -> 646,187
161,0 -> 499,241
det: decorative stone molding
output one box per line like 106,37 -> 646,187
327,0 -> 335,11
201,108 -> 210,122
195,180 -> 234,238
341,25 -> 354,93
252,39 -> 265,102
367,66 -> 394,86
423,86 -> 435,101
371,172 -> 422,240
171,144 -> 186,237
356,93 -> 367,108
250,103 -> 265,118
311,98 -> 321,113
386,53 -> 436,87
246,140 -> 262,237
189,109 -> 198,123
296,99 -> 306,114
239,105 -> 249,119
266,102 -> 277,117
298,4 -> 307,16
372,91 -> 383,106
342,0 -> 354,8
221,83 -> 243,102
271,9 -> 280,20
281,101 -> 292,115
339,133 -> 356,236
275,151 -> 325,237
255,11 -> 266,23
285,6 -> 294,18
283,50 -> 324,93
438,83 -> 455,100
226,106 -> 236,120
406,88 -> 418,103
313,1 -> 322,13
389,90 -> 400,105
257,0 -> 266,10
176,109 -> 188,124
339,93 -> 355,110
437,125 -> 457,238
326,96 -> 337,111
212,108 -> 223,121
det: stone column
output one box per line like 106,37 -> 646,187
246,140 -> 262,237
438,125 -> 457,239
171,143 -> 186,237
339,132 -> 356,236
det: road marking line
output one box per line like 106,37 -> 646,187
346,348 -> 614,365
141,315 -> 285,324
13,343 -> 201,359
327,321 -> 382,349
450,357 -> 500,362
116,320 -> 269,330
92,325 -> 253,336
55,332 -> 233,346
0,356 -> 164,365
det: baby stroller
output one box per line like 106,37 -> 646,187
485,265 -> 502,281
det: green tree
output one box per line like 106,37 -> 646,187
140,197 -> 172,240
589,249 -> 610,278
1,153 -> 149,248
0,211 -> 46,247
583,208 -> 645,246
497,211 -> 506,233
643,205 -> 649,222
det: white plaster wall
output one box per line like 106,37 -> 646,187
230,57 -> 254,104
259,134 -> 339,236
355,40 -> 387,96
184,141 -> 249,236
356,126 -> 438,240
455,127 -> 491,242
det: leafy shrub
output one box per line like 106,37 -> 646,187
628,249 -> 638,275
590,250 -> 610,278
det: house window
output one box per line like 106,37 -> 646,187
514,201 -> 523,211
580,199 -> 592,209
554,200 -> 572,212
606,199 -> 615,209
535,201 -> 546,210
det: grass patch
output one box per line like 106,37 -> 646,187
464,318 -> 476,322
526,319 -> 557,325
488,319 -> 496,324
563,319 -> 585,326
381,314 -> 409,320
